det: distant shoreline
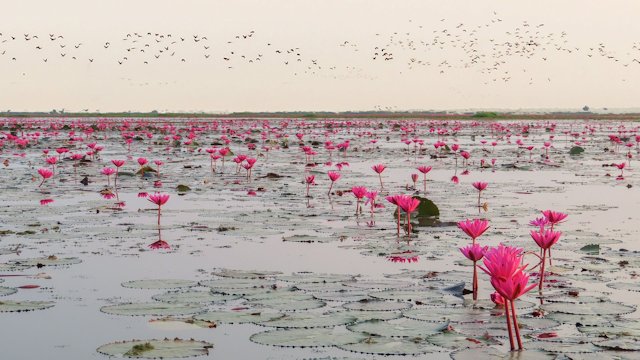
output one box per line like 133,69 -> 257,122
1,111 -> 639,121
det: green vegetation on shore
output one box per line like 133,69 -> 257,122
0,110 -> 638,121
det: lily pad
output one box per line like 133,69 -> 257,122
176,184 -> 191,193
250,328 -> 368,347
248,293 -> 326,311
122,279 -> 198,290
8,256 -> 81,267
427,330 -> 502,348
451,347 -> 555,359
194,310 -> 284,324
0,300 -> 55,312
542,301 -> 635,315
277,273 -> 356,284
347,318 -> 448,338
343,300 -> 412,312
212,269 -> 282,279
338,336 -> 442,355
0,286 -> 18,297
258,312 -> 357,328
101,302 -> 204,316
569,146 -> 585,155
152,290 -> 240,304
595,338 -> 640,351
96,339 -> 212,358
606,282 -> 640,292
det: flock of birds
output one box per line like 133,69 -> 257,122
2,12 -> 640,84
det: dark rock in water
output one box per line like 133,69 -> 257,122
80,176 -> 90,186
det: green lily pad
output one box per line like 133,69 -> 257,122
569,146 -> 585,155
8,256 -> 81,267
198,278 -> 276,289
0,300 -> 55,312
122,279 -> 198,290
595,338 -> 640,351
347,318 -> 448,338
542,301 -> 635,315
0,286 -> 18,297
427,330 -> 502,349
258,312 -> 357,328
176,184 -> 191,193
194,310 -> 284,324
451,347 -> 555,359
248,293 -> 326,311
250,328 -> 368,347
96,339 -> 212,358
527,338 -> 602,353
0,263 -> 32,272
101,302 -> 204,316
211,269 -> 282,279
607,282 -> 640,292
277,273 -> 356,284
343,300 -> 412,311
152,290 -> 240,304
580,244 -> 600,254
338,336 -> 442,356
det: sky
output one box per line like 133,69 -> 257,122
1,0 -> 640,113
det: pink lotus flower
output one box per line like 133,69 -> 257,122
490,292 -> 505,306
457,219 -> 490,242
541,210 -> 568,226
111,159 -> 125,167
459,243 -> 488,262
148,240 -> 170,249
148,193 -> 170,226
490,269 -> 536,301
417,165 -> 432,174
37,168 -> 54,187
40,198 -> 54,206
137,157 -> 148,166
472,181 -> 488,191
372,164 -> 386,188
529,217 -> 549,230
137,192 -> 149,198
530,229 -> 562,250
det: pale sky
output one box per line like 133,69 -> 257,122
1,0 -> 640,113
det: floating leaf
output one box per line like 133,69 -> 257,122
277,273 -> 356,284
152,290 -> 239,304
8,256 -> 81,267
176,184 -> 191,193
211,269 -> 282,279
0,286 -> 18,297
569,146 -> 585,155
248,293 -> 326,311
96,339 -> 212,358
250,328 -> 368,348
194,310 -> 284,324
258,312 -> 358,328
338,336 -> 442,356
343,300 -> 412,312
595,338 -> 640,351
427,330 -> 502,349
0,300 -> 55,312
101,302 -> 205,316
122,279 -> 197,290
542,301 -> 635,315
451,347 -> 554,359
347,318 -> 448,338
580,244 -> 600,254
607,282 -> 640,292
